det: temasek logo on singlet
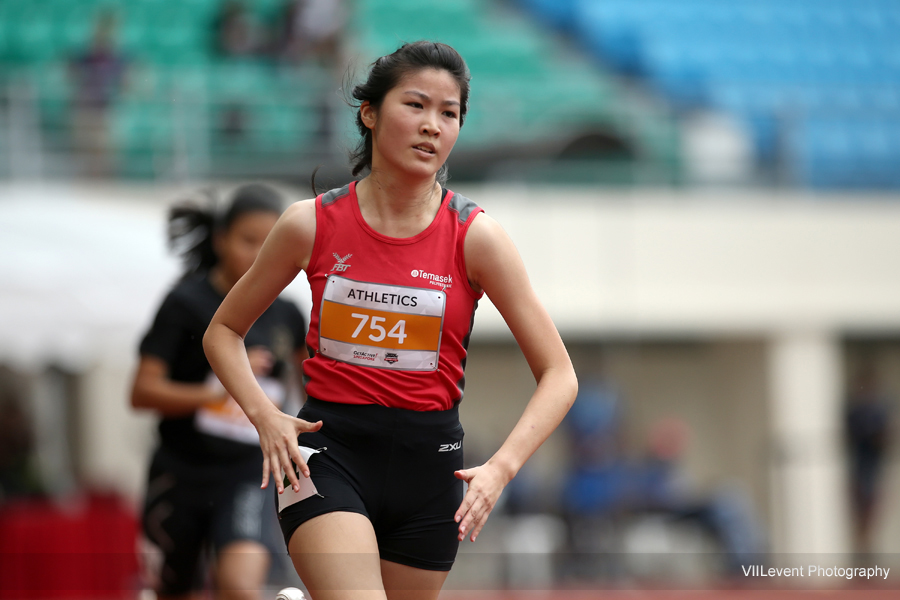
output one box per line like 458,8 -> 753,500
318,275 -> 446,371
410,269 -> 452,289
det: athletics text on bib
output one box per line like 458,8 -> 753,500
318,275 -> 445,371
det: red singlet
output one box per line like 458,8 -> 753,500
303,181 -> 484,411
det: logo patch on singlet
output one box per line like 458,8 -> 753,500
438,441 -> 462,452
410,269 -> 453,289
318,275 -> 445,371
330,253 -> 352,272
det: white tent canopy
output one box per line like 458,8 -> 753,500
0,183 -> 312,372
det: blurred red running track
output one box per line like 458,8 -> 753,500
438,591 -> 900,600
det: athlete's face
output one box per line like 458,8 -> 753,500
361,68 -> 462,179
216,211 -> 279,281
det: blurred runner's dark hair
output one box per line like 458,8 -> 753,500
167,183 -> 283,278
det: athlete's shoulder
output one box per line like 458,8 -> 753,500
276,197 -> 316,240
319,183 -> 353,207
464,210 -> 504,247
444,189 -> 482,225
281,197 -> 316,222
463,211 -> 523,295
280,182 -> 353,231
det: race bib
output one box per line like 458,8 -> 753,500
195,375 -> 285,444
318,275 -> 445,371
277,446 -> 325,513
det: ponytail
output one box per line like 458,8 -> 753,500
168,191 -> 217,279
167,184 -> 283,279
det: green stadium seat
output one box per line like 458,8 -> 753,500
11,17 -> 59,63
0,19 -> 11,62
153,65 -> 211,96
110,99 -> 174,151
24,63 -> 72,131
207,61 -> 274,100
254,102 -> 314,150
56,8 -> 96,56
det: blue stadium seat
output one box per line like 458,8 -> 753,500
514,0 -> 577,31
531,0 -> 900,187
792,116 -> 900,189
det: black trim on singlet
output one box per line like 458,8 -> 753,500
321,184 -> 351,207
447,192 -> 479,224
448,189 -> 480,404
453,299 -> 479,405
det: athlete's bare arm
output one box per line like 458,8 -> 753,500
454,212 -> 578,542
131,355 -> 227,416
132,347 -> 278,417
203,199 -> 322,494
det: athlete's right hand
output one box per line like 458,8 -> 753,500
256,408 -> 323,494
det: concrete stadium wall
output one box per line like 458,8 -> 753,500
455,185 -> 900,337
3,182 -> 900,555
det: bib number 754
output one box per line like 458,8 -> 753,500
351,313 -> 408,344
319,275 -> 444,370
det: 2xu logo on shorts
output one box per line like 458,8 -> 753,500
438,441 -> 461,452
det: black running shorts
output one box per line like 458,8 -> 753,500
142,447 -> 281,595
277,397 -> 465,571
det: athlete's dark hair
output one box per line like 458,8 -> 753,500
167,183 -> 283,278
349,41 -> 470,183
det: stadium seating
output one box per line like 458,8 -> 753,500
0,0 -> 680,182
517,0 -> 900,188
0,0 -> 315,176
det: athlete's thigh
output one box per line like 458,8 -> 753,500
380,560 -> 449,600
215,540 -> 270,600
288,511 -> 386,600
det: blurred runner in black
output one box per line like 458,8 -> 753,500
132,184 -> 307,599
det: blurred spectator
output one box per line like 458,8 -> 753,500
562,380 -> 626,515
558,380 -> 629,580
846,362 -> 893,554
219,102 -> 249,143
634,417 -> 692,509
271,0 -> 345,66
0,402 -> 33,499
0,373 -> 41,502
560,392 -> 765,578
266,0 -> 346,152
211,1 -> 263,151
68,11 -> 128,177
214,1 -> 263,58
630,418 -> 765,575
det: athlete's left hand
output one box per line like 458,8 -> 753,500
454,464 -> 510,542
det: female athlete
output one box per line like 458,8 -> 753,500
132,184 -> 308,600
203,41 -> 578,600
